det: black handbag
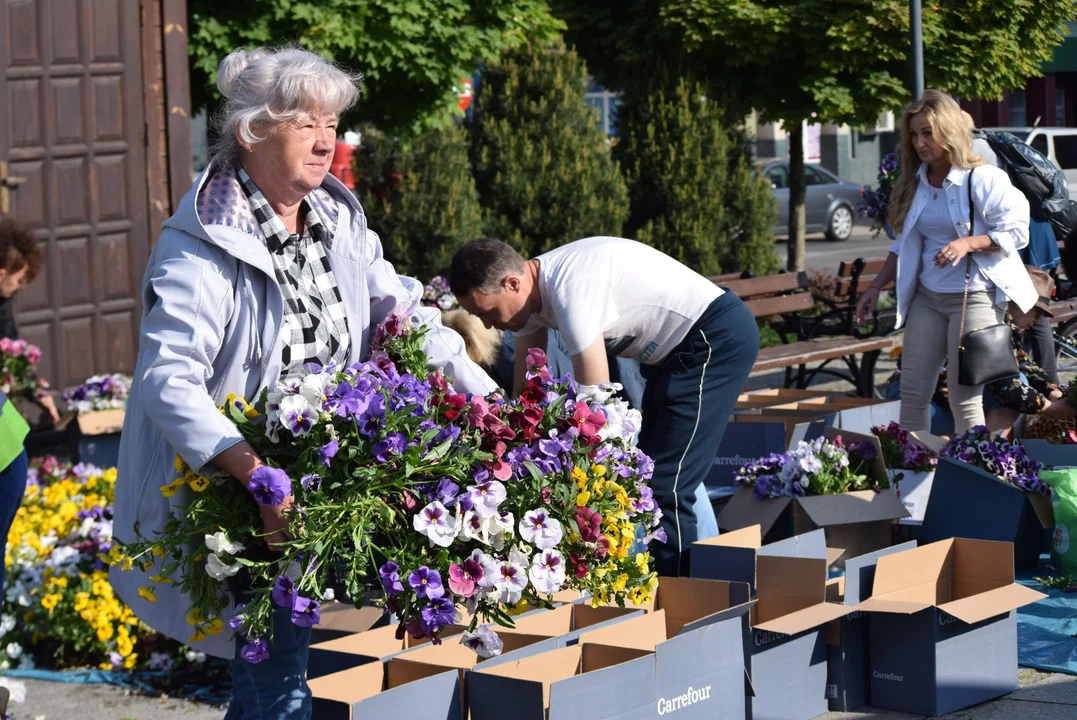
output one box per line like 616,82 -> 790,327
956,168 -> 1020,386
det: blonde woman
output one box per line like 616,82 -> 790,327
856,90 -> 1037,432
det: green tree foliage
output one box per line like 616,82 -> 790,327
561,0 -> 1074,269
469,41 -> 628,258
187,0 -> 564,134
616,79 -> 778,276
354,124 -> 484,280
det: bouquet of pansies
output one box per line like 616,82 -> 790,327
422,275 -> 459,312
2,458 -> 191,672
941,426 -> 1049,495
62,373 -> 132,415
859,152 -> 899,238
0,337 -> 48,399
871,422 -> 937,473
114,308 -> 660,663
735,435 -> 885,500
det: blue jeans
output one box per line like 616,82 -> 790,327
0,450 -> 28,596
225,603 -> 312,719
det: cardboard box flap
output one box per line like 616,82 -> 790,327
1028,492 -> 1055,529
870,539 -> 953,597
695,524 -> 762,549
314,604 -> 384,634
825,577 -> 844,603
655,577 -> 746,634
717,488 -> 791,534
311,623 -> 403,658
824,427 -> 890,484
753,602 -> 851,635
501,604 -> 572,636
939,584 -> 1048,625
843,540 -> 918,605
580,643 -> 654,672
476,644 -> 582,688
308,661 -> 386,704
76,409 -> 125,435
827,547 -> 846,565
754,555 -> 827,625
853,598 -> 933,615
909,430 -> 947,453
795,489 -> 909,527
578,609 -> 669,650
550,588 -> 583,604
758,528 -> 828,560
393,638 -> 481,670
386,654 -> 456,688
571,604 -> 635,630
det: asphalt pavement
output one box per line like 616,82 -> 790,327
776,223 -> 893,272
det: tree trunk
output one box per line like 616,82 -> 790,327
787,124 -> 806,271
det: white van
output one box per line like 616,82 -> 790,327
983,126 -> 1077,200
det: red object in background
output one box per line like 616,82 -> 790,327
458,78 -> 473,112
331,141 -> 356,188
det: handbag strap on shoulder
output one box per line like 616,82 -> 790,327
959,167 -> 975,349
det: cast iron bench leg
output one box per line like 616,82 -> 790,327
857,349 -> 882,398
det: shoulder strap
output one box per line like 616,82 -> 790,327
959,168 -> 975,348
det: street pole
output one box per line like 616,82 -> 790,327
910,0 -> 924,99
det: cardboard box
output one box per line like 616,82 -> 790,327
744,554 -> 851,720
499,603 -> 643,646
309,658 -> 463,720
469,644 -> 659,720
892,432 -> 946,525
717,429 -> 908,562
918,458 -> 1054,571
824,541 -> 916,712
857,538 -> 1047,716
691,525 -> 843,595
1020,438 -> 1077,468
75,409 -> 125,468
307,622 -> 466,680
311,630 -> 553,719
311,603 -> 386,645
705,414 -> 835,499
575,577 -> 755,720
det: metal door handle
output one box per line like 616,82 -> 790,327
0,162 -> 27,215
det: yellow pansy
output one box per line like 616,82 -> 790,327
611,574 -> 629,592
124,653 -> 138,669
74,592 -> 90,612
204,618 -> 224,635
97,625 -> 114,642
159,479 -> 184,498
575,490 -> 591,506
187,610 -> 204,626
121,557 -> 134,571
635,553 -> 650,573
614,545 -> 629,560
138,587 -> 157,603
40,593 -> 61,612
189,629 -> 207,643
629,586 -> 652,606
173,454 -> 187,473
592,464 -> 607,477
244,405 -> 260,419
150,545 -> 165,558
571,466 -> 588,485
148,574 -> 173,585
188,475 -> 210,492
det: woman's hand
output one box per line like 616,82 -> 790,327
855,286 -> 880,326
934,237 -> 971,268
260,494 -> 294,551
36,393 -> 60,425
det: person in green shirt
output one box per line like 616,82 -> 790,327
0,219 -> 47,595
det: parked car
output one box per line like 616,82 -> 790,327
982,126 -> 1077,200
761,161 -> 861,242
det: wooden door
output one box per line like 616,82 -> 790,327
0,0 -> 150,388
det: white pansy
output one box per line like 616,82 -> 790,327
205,531 -> 245,557
204,553 -> 241,581
5,642 -> 22,659
300,372 -> 333,408
575,382 -> 622,405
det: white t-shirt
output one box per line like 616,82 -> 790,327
917,190 -> 990,294
514,237 -> 723,365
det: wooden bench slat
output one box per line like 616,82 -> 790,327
745,293 -> 815,318
724,272 -> 805,298
752,337 -> 894,373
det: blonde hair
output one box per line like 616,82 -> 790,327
442,309 -> 503,369
888,90 -> 985,235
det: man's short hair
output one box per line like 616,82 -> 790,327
0,220 -> 43,282
449,239 -> 527,297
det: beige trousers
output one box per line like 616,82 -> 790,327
899,287 -> 1005,433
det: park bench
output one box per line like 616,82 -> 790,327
718,271 -> 894,397
810,257 -> 897,337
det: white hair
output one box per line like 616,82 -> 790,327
210,47 -> 362,169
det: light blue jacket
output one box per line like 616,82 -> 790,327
110,165 -> 496,657
889,163 -> 1037,328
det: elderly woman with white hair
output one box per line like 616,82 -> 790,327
110,47 -> 496,718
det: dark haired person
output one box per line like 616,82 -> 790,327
450,236 -> 758,576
